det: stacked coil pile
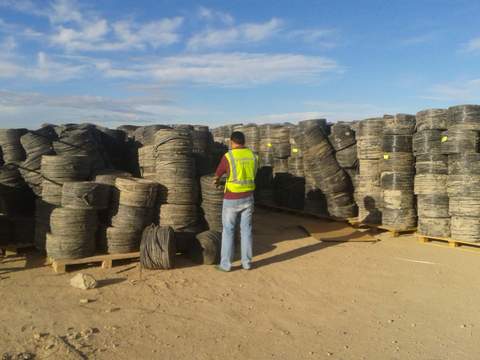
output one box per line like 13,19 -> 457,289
105,177 -> 158,253
154,129 -> 199,250
138,145 -> 156,179
271,125 -> 291,174
35,155 -> 91,251
258,124 -> 275,167
445,105 -> 480,242
414,109 -> 450,237
94,169 -> 132,252
329,123 -> 357,184
288,127 -> 305,177
53,125 -> 108,171
381,114 -> 416,230
199,175 -> 224,231
355,118 -> 384,223
46,181 -> 110,259
295,120 -> 327,214
0,128 -> 27,165
190,230 -> 221,265
300,120 -> 356,218
140,224 -> 176,269
192,125 -> 213,176
19,128 -> 56,195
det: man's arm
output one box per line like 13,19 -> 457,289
214,155 -> 229,186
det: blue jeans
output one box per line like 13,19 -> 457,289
220,195 -> 254,271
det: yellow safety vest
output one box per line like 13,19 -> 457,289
225,148 -> 258,193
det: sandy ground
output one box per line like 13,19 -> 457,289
1,208 -> 480,360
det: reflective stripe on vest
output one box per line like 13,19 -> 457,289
225,148 -> 257,193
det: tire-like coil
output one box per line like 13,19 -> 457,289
448,105 -> 480,130
382,135 -> 412,153
383,114 -> 416,135
418,217 -> 450,238
412,130 -> 443,155
448,153 -> 480,175
190,230 -> 221,265
414,174 -> 447,195
415,154 -> 448,175
382,153 -> 414,173
450,216 -> 480,242
417,195 -> 449,218
328,124 -> 356,151
140,224 -> 176,269
416,109 -> 448,131
115,177 -> 158,208
61,181 -> 111,210
440,130 -> 479,154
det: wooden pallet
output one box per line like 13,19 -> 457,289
51,252 -> 140,274
349,219 -> 416,237
0,243 -> 36,257
417,234 -> 480,251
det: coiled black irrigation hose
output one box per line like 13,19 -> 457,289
140,224 -> 176,269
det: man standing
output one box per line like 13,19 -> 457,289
214,131 -> 258,271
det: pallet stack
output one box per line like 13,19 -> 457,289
445,105 -> 480,242
355,118 -> 384,223
381,114 -> 416,231
414,109 -> 450,237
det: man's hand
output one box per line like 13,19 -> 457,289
213,176 -> 221,188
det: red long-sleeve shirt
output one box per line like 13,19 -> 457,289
215,148 -> 254,200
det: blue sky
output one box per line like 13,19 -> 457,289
0,0 -> 479,129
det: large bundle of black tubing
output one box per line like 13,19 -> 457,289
138,145 -> 156,179
0,128 -> 27,165
105,177 -> 158,254
192,125 -> 214,176
300,120 -> 356,218
380,114 -> 416,230
258,124 -> 275,167
355,117 -> 384,223
414,108 -> 451,237
46,207 -> 98,259
53,124 -> 110,171
255,166 -> 275,206
18,128 -> 56,195
140,224 -> 176,269
154,128 -> 199,251
199,175 -> 224,232
330,122 -> 358,185
189,230 -> 221,265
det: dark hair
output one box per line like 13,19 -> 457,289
230,131 -> 245,145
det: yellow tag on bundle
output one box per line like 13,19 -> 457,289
441,136 -> 448,142
292,148 -> 299,153
267,143 -> 272,147
383,154 -> 389,160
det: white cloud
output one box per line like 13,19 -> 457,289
187,18 -> 283,50
0,18 -> 43,37
422,78 -> 480,102
251,111 -> 325,124
0,90 -> 178,128
141,52 -> 339,86
288,28 -> 338,47
464,37 -> 480,53
50,17 -> 183,51
400,33 -> 436,46
0,42 -> 88,81
303,100 -> 400,121
198,6 -> 234,25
